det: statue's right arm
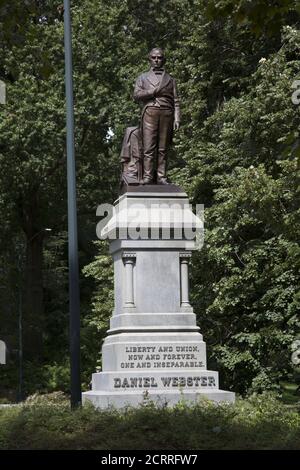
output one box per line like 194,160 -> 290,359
133,76 -> 154,102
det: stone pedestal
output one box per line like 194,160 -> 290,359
83,185 -> 234,408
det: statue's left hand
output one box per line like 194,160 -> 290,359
174,121 -> 180,131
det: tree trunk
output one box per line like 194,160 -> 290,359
19,188 -> 46,362
23,230 -> 45,361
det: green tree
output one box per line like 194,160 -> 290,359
185,26 -> 300,393
204,0 -> 300,36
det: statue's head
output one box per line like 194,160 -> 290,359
148,47 -> 165,70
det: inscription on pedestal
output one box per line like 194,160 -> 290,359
113,376 -> 216,388
119,344 -> 205,369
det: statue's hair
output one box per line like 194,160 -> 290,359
148,47 -> 166,64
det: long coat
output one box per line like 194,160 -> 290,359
133,69 -> 181,124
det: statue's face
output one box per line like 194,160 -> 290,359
149,50 -> 164,70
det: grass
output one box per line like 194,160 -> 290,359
0,391 -> 299,450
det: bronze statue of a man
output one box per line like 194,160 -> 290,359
133,48 -> 180,184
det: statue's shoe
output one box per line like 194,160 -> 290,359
157,178 -> 171,185
142,178 -> 153,185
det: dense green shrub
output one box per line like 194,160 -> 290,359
0,392 -> 299,450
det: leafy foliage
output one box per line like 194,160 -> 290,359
204,0 -> 300,36
182,26 -> 300,393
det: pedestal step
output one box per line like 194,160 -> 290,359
82,389 -> 235,409
109,312 -> 198,331
91,370 -> 219,390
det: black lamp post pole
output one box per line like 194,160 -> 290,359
17,251 -> 23,403
63,0 -> 81,408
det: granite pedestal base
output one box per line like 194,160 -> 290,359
83,186 -> 235,408
83,330 -> 234,408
